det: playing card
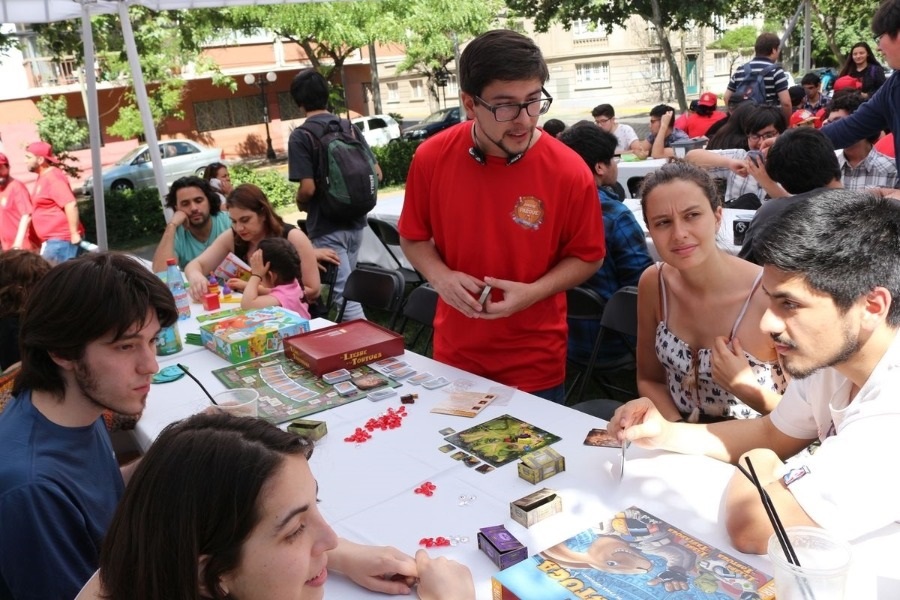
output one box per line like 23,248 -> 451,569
407,372 -> 434,385
422,376 -> 450,390
583,428 -> 621,448
367,388 -> 397,402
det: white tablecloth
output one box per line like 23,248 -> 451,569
135,318 -> 899,599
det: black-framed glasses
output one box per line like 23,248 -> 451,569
473,88 -> 553,122
875,32 -> 886,45
748,131 -> 779,142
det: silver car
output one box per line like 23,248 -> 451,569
351,114 -> 401,148
83,140 -> 224,194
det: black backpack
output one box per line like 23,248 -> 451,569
732,63 -> 778,105
300,118 -> 378,221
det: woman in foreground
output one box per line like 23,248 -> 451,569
76,412 -> 474,600
636,162 -> 786,422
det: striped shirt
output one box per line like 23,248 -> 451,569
838,148 -> 898,190
726,58 -> 790,106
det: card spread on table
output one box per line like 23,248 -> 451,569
430,391 -> 497,418
444,415 -> 562,468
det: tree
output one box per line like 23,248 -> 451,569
228,1 -> 405,112
504,0 -> 764,110
709,25 -> 759,74
33,7 -> 234,140
35,95 -> 87,177
760,0 -> 878,68
395,0 -> 503,105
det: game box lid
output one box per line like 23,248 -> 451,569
283,319 -> 404,376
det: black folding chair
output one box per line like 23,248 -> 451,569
395,284 -> 439,355
367,217 -> 424,288
336,265 -> 405,328
308,262 -> 338,319
566,285 -> 639,404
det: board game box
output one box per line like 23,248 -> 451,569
283,319 -> 404,376
212,352 -> 399,424
443,415 -> 561,468
200,307 -> 309,364
492,506 -> 775,600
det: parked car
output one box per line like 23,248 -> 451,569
351,114 -> 401,148
400,107 -> 461,141
83,139 -> 224,194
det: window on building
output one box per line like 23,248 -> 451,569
387,82 -> 399,102
446,74 -> 459,96
410,79 -> 424,100
650,57 -> 668,82
575,61 -> 610,87
278,92 -> 303,121
194,95 -> 264,132
571,19 -> 608,42
714,52 -> 730,75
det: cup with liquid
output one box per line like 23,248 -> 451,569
767,526 -> 852,600
213,388 -> 259,418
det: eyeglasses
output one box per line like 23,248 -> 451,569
875,32 -> 886,45
473,88 -> 553,122
748,131 -> 779,142
595,117 -> 612,126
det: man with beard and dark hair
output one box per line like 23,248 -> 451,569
0,252 -> 177,600
151,175 -> 232,271
608,190 -> 900,554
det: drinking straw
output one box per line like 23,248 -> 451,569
739,458 -> 815,600
737,459 -> 799,565
176,363 -> 218,405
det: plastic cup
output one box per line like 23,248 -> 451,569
213,388 -> 259,418
767,526 -> 852,600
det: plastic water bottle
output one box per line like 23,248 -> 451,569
165,258 -> 191,320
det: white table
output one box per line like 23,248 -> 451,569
616,158 -> 668,199
135,319 -> 900,599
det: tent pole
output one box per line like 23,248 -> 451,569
82,2 -> 108,250
116,0 -> 169,215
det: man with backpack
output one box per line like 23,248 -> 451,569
724,32 -> 792,123
288,68 -> 382,321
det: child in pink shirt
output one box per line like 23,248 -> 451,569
241,237 -> 310,318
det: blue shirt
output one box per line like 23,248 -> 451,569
0,390 -> 123,600
568,188 -> 653,365
822,73 -> 900,182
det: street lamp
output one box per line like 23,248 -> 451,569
244,71 -> 277,160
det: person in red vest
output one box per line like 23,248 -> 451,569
25,141 -> 84,264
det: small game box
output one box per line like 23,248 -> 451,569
478,525 -> 528,570
510,488 -> 562,528
283,319 -> 404,376
200,307 -> 310,364
517,447 -> 566,485
287,419 -> 327,442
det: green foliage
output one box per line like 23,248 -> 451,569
230,164 -> 297,209
388,112 -> 404,124
34,7 -> 231,141
373,140 -> 421,187
709,25 -> 759,51
35,96 -> 87,178
79,188 -> 166,246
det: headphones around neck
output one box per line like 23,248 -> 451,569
469,124 -> 525,166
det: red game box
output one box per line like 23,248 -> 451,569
283,319 -> 404,376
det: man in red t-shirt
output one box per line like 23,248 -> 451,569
683,92 -> 726,138
399,30 -> 605,403
0,153 -> 36,251
26,141 -> 84,264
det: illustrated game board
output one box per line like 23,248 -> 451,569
493,506 -> 775,599
212,352 -> 400,424
443,414 -> 561,467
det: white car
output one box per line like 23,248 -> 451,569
351,114 -> 401,148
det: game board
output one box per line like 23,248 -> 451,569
444,414 -> 561,468
212,352 -> 399,424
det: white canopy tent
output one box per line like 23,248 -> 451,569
1,0 -> 329,249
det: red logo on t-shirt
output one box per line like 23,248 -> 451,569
511,196 -> 544,230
